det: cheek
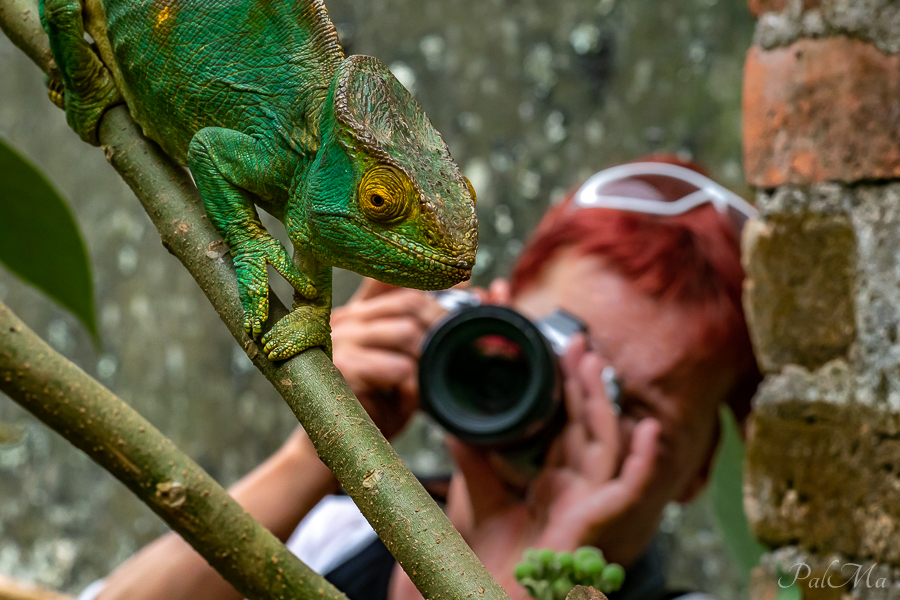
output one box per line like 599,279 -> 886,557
663,410 -> 719,479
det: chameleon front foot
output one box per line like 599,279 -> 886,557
233,236 -> 317,337
40,0 -> 122,144
261,306 -> 332,361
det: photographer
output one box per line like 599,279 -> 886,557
89,155 -> 760,600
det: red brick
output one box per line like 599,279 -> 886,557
743,37 -> 900,187
747,0 -> 821,17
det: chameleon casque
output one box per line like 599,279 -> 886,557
39,0 -> 478,360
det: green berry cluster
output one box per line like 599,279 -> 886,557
514,547 -> 625,600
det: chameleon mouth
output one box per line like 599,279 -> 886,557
367,227 -> 474,274
313,212 -> 474,276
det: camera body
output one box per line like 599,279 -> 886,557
418,292 -> 599,474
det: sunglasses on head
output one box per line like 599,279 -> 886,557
572,161 -> 758,235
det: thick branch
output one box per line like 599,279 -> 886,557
1,3 -> 510,599
0,301 -> 348,600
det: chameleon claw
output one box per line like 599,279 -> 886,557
260,305 -> 332,361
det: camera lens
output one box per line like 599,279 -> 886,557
446,332 -> 529,416
419,306 -> 562,448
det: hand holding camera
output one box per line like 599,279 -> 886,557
331,277 -> 667,575
330,279 -> 446,439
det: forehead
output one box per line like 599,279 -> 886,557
513,250 -> 713,398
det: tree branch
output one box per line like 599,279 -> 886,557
0,0 -> 54,75
0,2 -> 510,599
0,301 -> 349,600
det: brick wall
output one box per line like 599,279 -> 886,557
742,1 -> 900,598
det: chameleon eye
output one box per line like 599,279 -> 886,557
359,165 -> 413,223
464,176 -> 477,205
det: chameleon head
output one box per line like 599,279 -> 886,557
298,55 -> 478,290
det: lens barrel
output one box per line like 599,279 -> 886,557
418,305 -> 564,449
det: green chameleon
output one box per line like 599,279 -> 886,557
39,0 -> 478,360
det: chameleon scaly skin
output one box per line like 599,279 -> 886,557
39,0 -> 478,360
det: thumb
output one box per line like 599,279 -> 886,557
446,438 -> 510,526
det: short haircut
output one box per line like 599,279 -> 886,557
509,154 -> 760,422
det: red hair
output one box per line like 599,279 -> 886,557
510,154 -> 760,422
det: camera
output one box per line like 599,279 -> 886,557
418,291 -> 620,474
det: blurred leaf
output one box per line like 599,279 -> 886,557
0,137 -> 97,339
709,404 -> 767,581
776,584 -> 803,600
775,569 -> 803,600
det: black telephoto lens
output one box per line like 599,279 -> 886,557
418,306 -> 565,460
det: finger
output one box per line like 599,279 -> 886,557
337,289 -> 446,329
560,335 -> 589,426
593,418 -> 663,515
578,353 -> 621,483
618,417 -> 665,501
447,438 -> 510,526
350,278 -> 400,301
558,337 -> 590,467
332,347 -> 417,390
336,317 -> 429,357
541,419 -> 665,564
560,334 -> 588,381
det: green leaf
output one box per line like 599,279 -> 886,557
0,137 -> 97,339
709,404 -> 767,581
775,569 -> 803,600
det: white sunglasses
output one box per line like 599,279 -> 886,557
572,162 -> 758,233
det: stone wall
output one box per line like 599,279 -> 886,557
742,1 -> 900,597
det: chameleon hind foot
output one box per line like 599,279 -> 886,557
261,305 -> 332,361
40,0 -> 121,144
234,236 -> 317,337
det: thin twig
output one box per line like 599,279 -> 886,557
0,301 -> 349,600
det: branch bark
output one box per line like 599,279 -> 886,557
0,301 -> 349,600
0,2 -> 511,599
0,0 -> 54,75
